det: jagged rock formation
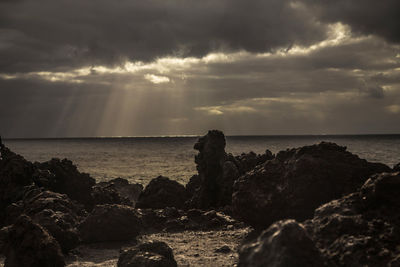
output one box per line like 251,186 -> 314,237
5,187 -> 85,253
78,204 -> 142,243
93,178 -> 143,207
136,176 -> 188,209
139,208 -> 239,233
0,145 -> 35,224
118,241 -> 177,267
0,215 -> 65,267
34,159 -> 96,210
305,172 -> 400,266
393,162 -> 400,172
232,142 -> 391,228
238,220 -> 325,267
187,130 -> 242,209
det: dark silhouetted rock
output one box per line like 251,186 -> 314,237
136,176 -> 188,209
393,163 -> 400,172
235,150 -> 274,175
185,174 -> 201,197
118,240 -> 177,267
34,158 -> 96,209
92,178 -> 143,207
1,215 -> 65,267
108,178 -> 143,205
232,142 -> 391,228
139,207 -> 238,233
0,145 -> 34,224
188,130 -> 241,209
5,188 -> 86,253
239,220 -> 324,267
78,204 -> 141,243
305,172 -> 400,266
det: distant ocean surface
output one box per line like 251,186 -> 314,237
4,135 -> 400,185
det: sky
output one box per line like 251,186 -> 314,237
0,0 -> 399,137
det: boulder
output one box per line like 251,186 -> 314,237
5,188 -> 85,253
78,204 -> 141,243
136,176 -> 187,209
118,241 -> 177,267
0,215 -> 65,267
393,163 -> 400,172
105,178 -> 143,205
92,178 -> 143,207
305,172 -> 400,266
235,150 -> 274,175
0,145 -> 35,224
239,220 -> 324,267
188,130 -> 240,209
139,207 -> 239,233
34,158 -> 96,209
232,142 -> 391,228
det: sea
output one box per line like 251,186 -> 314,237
3,135 -> 400,185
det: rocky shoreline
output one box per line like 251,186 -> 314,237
0,131 -> 399,266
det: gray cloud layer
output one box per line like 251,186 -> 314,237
0,0 -> 399,137
0,0 -> 326,72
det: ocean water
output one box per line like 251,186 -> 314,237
3,135 -> 400,185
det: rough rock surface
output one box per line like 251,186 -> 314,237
118,241 -> 177,267
139,208 -> 239,233
78,204 -> 141,243
101,178 -> 142,204
0,215 -> 65,267
136,176 -> 188,209
393,163 -> 400,172
305,172 -> 400,266
232,142 -> 391,228
34,158 -> 96,209
239,220 -> 324,267
234,150 -> 274,175
5,188 -> 85,253
188,130 -> 241,209
0,145 -> 34,224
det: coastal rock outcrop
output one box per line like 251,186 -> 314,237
117,241 -> 177,267
188,130 -> 241,209
304,172 -> 400,266
0,215 -> 65,267
139,208 -> 239,233
136,176 -> 188,209
393,163 -> 400,172
78,204 -> 141,243
238,220 -> 324,267
0,145 -> 34,224
34,158 -> 96,210
234,150 -> 274,175
5,188 -> 85,253
232,142 -> 391,228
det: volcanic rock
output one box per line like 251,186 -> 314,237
78,204 -> 141,243
188,130 -> 240,209
393,163 -> 400,172
238,220 -> 324,267
34,158 -> 96,210
232,142 -> 391,228
234,150 -> 274,175
0,215 -> 65,267
5,188 -> 85,253
118,240 -> 177,267
305,172 -> 400,266
136,176 -> 187,209
0,145 -> 35,224
139,207 -> 238,233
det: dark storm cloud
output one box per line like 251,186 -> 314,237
303,0 -> 400,43
0,0 -> 327,73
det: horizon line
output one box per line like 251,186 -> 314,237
3,133 -> 400,140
